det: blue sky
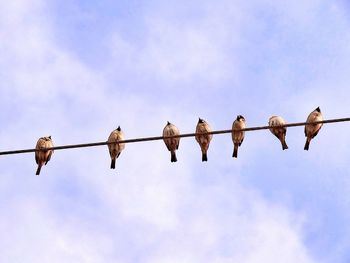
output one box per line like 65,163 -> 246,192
1,0 -> 350,262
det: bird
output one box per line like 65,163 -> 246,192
107,126 -> 125,169
195,118 -> 213,162
163,121 -> 180,162
232,115 -> 246,158
304,107 -> 323,150
269,116 -> 288,150
35,136 -> 54,175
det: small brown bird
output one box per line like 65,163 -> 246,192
232,115 -> 246,158
107,126 -> 125,169
195,118 -> 213,162
304,107 -> 323,150
163,121 -> 180,162
269,116 -> 288,150
35,136 -> 54,175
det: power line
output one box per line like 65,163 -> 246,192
0,117 -> 349,156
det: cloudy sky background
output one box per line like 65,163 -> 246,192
1,0 -> 350,262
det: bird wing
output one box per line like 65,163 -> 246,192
305,113 -> 317,136
239,136 -> 244,146
45,151 -> 53,164
35,139 -> 42,164
312,128 -> 320,139
165,143 -> 172,151
281,127 -> 286,134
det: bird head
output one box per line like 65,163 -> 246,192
198,118 -> 204,123
47,136 -> 52,140
117,126 -> 121,131
315,107 -> 321,113
167,121 -> 171,125
237,115 -> 245,121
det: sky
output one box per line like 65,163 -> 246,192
1,0 -> 350,262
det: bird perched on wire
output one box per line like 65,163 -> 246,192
195,118 -> 213,162
232,115 -> 246,158
269,116 -> 288,150
304,107 -> 323,150
107,126 -> 125,169
163,121 -> 180,162
35,136 -> 54,175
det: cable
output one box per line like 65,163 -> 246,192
0,117 -> 349,156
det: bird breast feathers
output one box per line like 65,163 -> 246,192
36,138 -> 53,150
163,125 -> 179,136
35,138 -> 53,163
269,116 -> 285,126
109,130 -> 124,141
108,132 -> 125,152
196,124 -> 212,139
163,125 -> 180,151
233,120 -> 245,130
308,111 -> 323,122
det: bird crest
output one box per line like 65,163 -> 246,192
236,115 -> 245,121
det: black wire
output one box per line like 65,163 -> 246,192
0,118 -> 349,156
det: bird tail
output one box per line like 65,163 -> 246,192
232,144 -> 238,158
110,159 -> 116,169
281,139 -> 289,150
304,139 -> 310,151
36,165 -> 42,176
171,152 -> 177,162
202,152 -> 208,162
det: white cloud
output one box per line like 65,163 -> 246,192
136,182 -> 315,263
108,1 -> 242,85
